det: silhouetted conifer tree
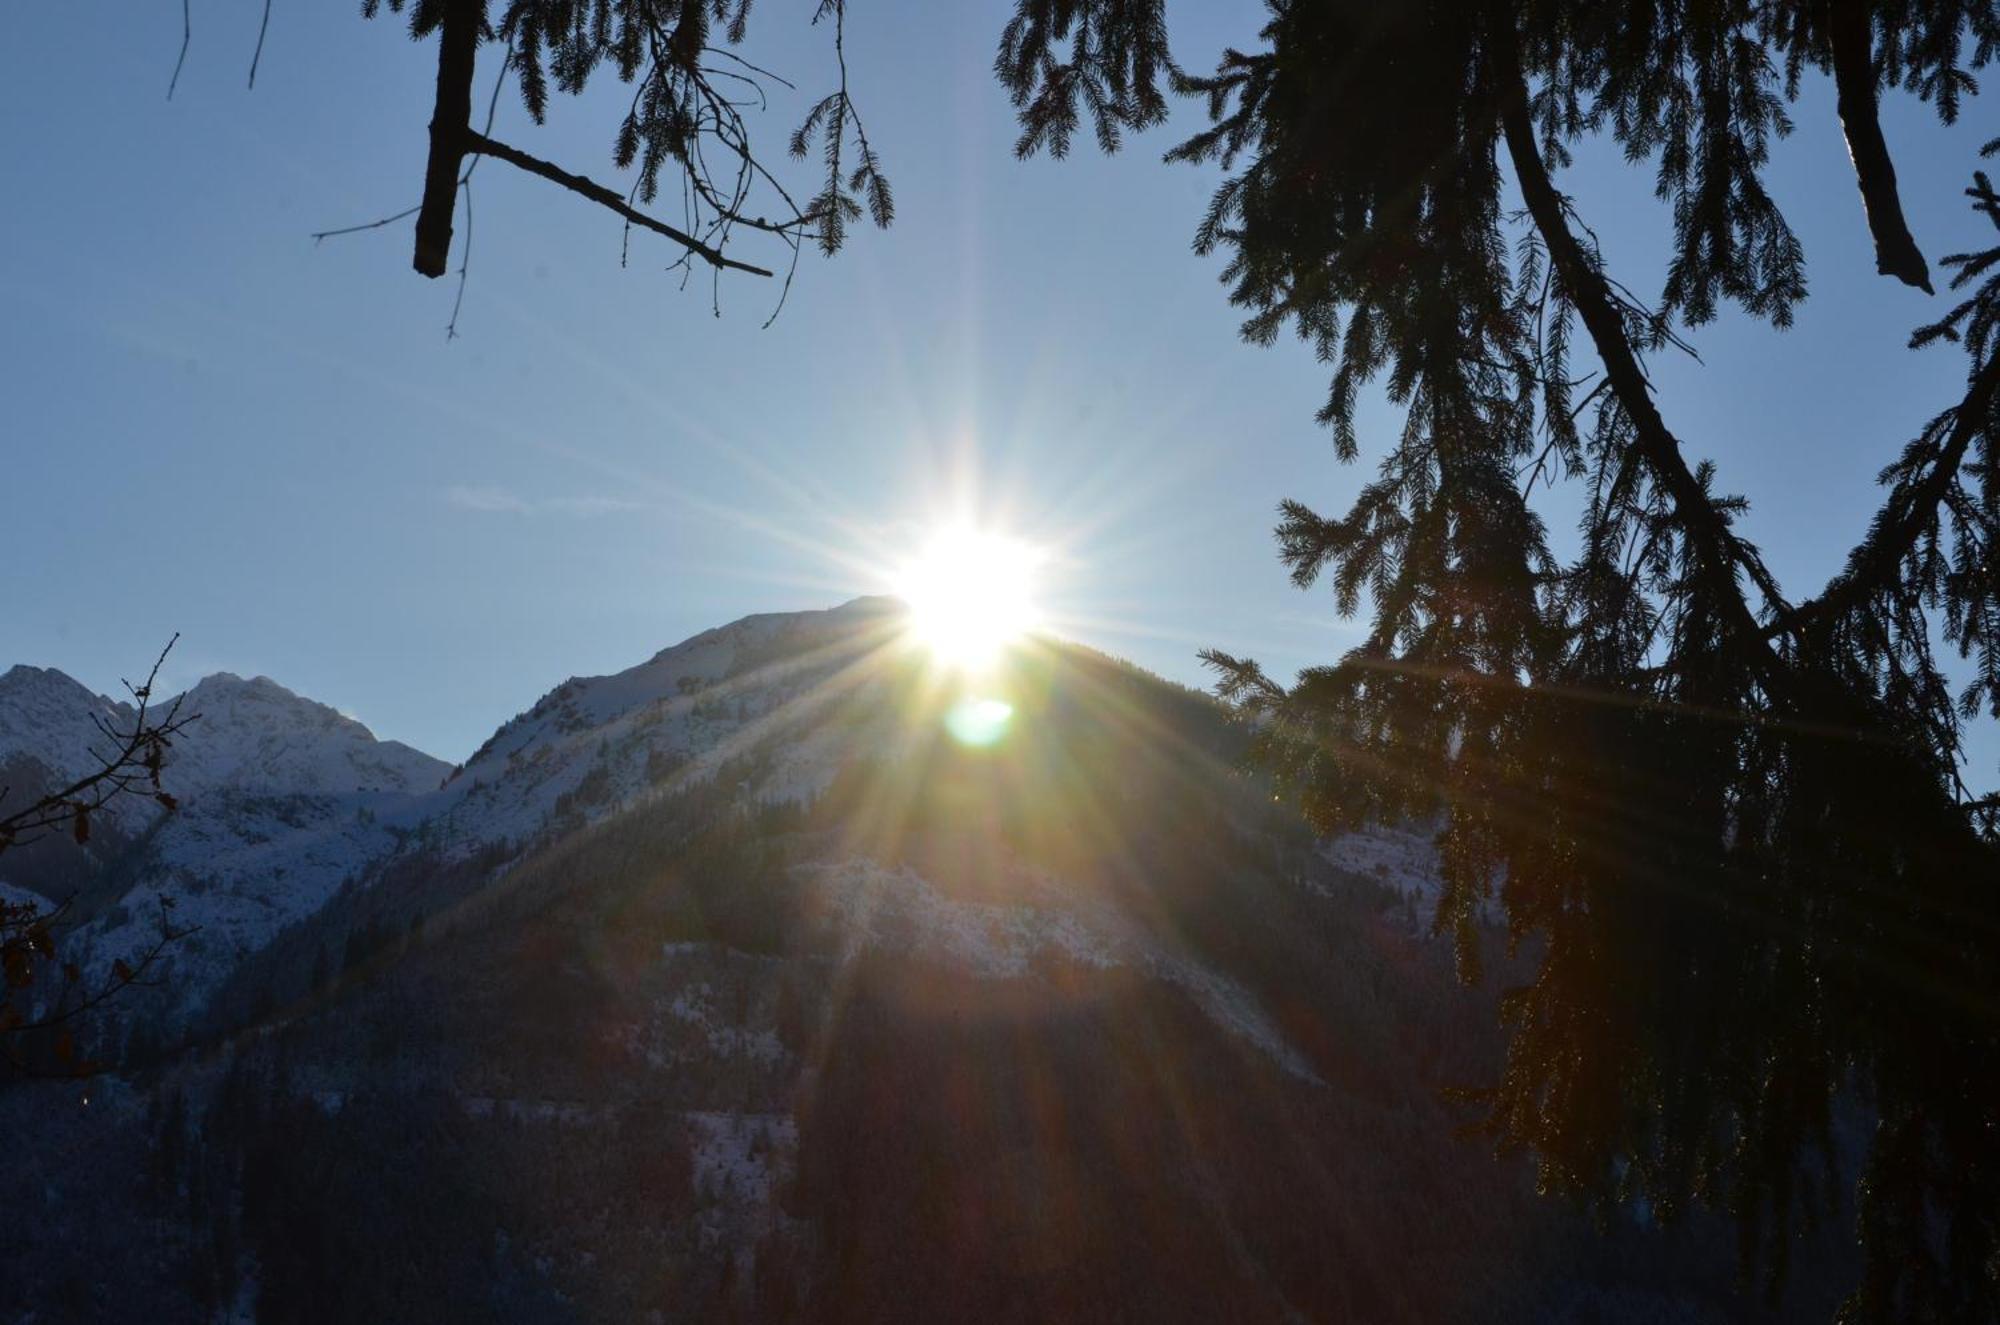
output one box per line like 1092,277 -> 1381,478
997,2 -> 2000,1317
305,0 -> 894,328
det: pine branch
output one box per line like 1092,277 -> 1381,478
403,3 -> 774,281
1773,347 -> 2000,637
1496,42 -> 1790,689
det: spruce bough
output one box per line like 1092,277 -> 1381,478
997,2 -> 2000,1317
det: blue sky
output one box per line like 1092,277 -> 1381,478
5,3 -> 1996,781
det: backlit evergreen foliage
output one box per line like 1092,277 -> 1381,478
1001,2 -> 2000,1317
364,0 -> 889,284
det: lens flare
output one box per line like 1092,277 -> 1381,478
944,696 -> 1014,746
894,525 -> 1043,671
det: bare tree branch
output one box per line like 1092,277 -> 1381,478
464,130 -> 775,277
168,0 -> 191,101
313,205 -> 422,246
0,635 -> 199,853
0,897 -> 196,1077
1829,0 -> 1934,294
0,640 -> 199,1076
249,0 -> 274,90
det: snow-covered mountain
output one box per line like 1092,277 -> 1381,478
3,603 -> 944,1027
157,672 -> 445,802
1,665 -> 446,878
0,665 -> 151,837
0,666 -> 160,900
1,665 -> 138,771
2,598 -> 1453,1035
0,602 -> 1836,1323
0,667 -> 450,1020
426,596 -> 910,854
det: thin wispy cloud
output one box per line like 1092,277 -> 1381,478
444,483 -> 531,514
443,485 -> 646,517
545,495 -> 649,516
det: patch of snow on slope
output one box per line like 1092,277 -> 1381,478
809,858 -> 1117,977
1321,822 -> 1510,931
685,1110 -> 798,1244
1322,823 -> 1443,911
1145,953 -> 1320,1082
75,789 -> 439,1018
806,857 -> 1318,1081
750,720 -> 849,807
0,881 -> 52,909
664,980 -> 786,1065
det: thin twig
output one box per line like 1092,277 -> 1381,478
708,46 -> 797,91
312,205 -> 422,245
447,176 -> 473,339
441,44 -> 509,339
168,0 -> 191,100
461,41 -> 513,186
249,0 -> 273,90
0,636 -> 196,850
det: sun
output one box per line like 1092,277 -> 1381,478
893,525 -> 1044,671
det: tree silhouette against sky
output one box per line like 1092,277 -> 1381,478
165,1 -> 2000,1317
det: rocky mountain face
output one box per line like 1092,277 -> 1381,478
0,604 -> 1848,1322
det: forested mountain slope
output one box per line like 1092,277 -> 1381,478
0,604 -> 1849,1321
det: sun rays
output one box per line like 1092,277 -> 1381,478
891,523 -> 1047,676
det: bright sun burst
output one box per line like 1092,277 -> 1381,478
893,525 -> 1044,671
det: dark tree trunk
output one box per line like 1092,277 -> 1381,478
412,0 -> 482,278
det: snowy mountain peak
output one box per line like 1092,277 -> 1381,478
4,601 -> 1448,1073
467,599 -> 905,773
0,662 -> 455,1021
433,597 -> 910,851
1,665 -> 448,805
0,664 -> 134,774
163,672 -> 447,801
609,596 -> 907,716
0,662 -> 102,695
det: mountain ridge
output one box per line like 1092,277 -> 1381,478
3,599 -> 1447,1035
0,599 -> 1853,1322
